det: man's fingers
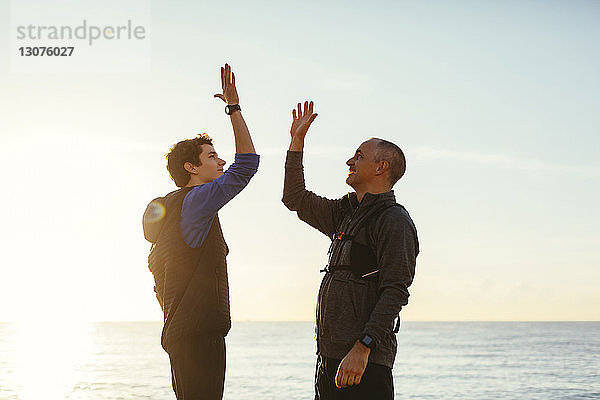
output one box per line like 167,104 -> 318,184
354,373 -> 362,386
297,103 -> 302,118
334,369 -> 343,388
232,71 -> 235,86
303,101 -> 308,115
335,366 -> 350,388
214,94 -> 225,102
308,113 -> 318,125
346,374 -> 355,387
309,101 -> 314,114
335,364 -> 364,388
292,109 -> 297,120
341,370 -> 350,388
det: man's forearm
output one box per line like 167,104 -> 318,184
230,111 -> 255,154
282,151 -> 342,237
282,151 -> 307,211
362,286 -> 408,346
362,216 -> 417,346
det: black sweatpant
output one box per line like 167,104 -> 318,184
315,355 -> 394,400
168,335 -> 226,400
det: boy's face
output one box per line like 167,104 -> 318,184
196,144 -> 226,183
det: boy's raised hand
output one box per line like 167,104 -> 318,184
214,63 -> 239,105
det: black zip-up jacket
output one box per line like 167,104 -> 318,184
282,151 -> 419,368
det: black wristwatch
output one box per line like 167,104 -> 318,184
359,334 -> 374,349
225,104 -> 241,115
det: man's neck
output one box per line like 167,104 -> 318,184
356,190 -> 367,203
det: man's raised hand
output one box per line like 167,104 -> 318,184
214,63 -> 239,105
290,101 -> 318,140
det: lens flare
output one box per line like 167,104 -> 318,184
143,201 -> 165,224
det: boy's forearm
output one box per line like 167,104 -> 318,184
230,111 -> 256,154
289,135 -> 305,151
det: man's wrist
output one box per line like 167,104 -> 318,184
354,340 -> 371,355
358,333 -> 376,349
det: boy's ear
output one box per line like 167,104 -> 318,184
184,162 -> 197,174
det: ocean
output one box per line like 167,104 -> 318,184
0,322 -> 598,399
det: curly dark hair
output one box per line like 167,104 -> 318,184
166,133 -> 214,187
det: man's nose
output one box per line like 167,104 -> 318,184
346,158 -> 354,166
219,159 -> 226,166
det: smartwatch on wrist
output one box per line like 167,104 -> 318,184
225,104 -> 241,115
359,334 -> 374,349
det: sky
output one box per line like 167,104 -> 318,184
0,0 -> 598,323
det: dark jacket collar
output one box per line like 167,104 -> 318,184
347,190 -> 396,209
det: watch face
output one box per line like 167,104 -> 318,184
225,105 -> 230,115
362,335 -> 373,347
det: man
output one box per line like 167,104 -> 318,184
142,64 -> 258,400
282,101 -> 419,400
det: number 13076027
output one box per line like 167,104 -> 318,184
19,47 -> 74,56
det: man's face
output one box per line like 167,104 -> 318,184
196,144 -> 226,183
345,140 -> 379,189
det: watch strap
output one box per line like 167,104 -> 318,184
359,334 -> 374,349
225,104 -> 241,115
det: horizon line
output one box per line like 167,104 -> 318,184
1,319 -> 599,324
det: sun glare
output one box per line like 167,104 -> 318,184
9,318 -> 94,400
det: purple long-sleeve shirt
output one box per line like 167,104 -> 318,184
180,153 -> 259,248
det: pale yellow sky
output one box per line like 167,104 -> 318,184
1,0 -> 599,323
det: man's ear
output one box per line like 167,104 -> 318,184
375,160 -> 389,176
184,162 -> 198,175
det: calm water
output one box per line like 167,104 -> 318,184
0,322 -> 598,399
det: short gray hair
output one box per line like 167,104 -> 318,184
372,138 -> 406,186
